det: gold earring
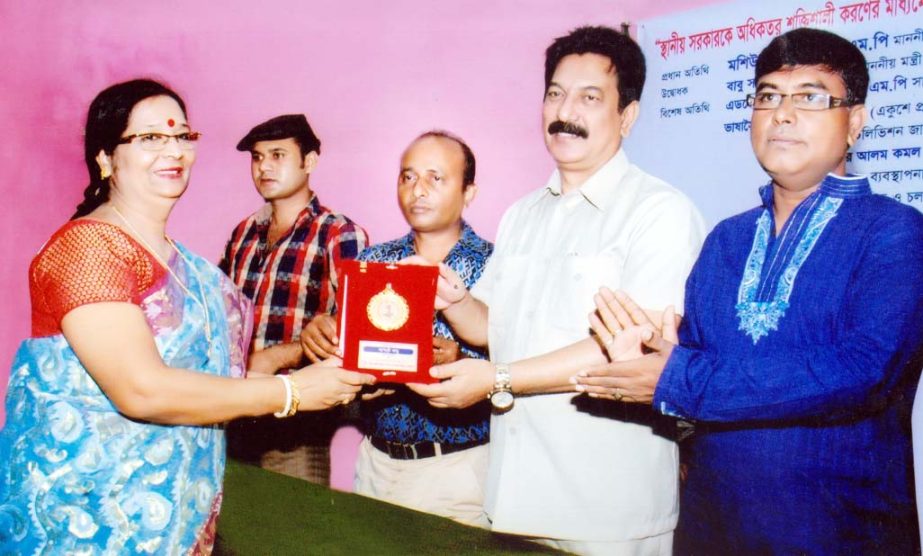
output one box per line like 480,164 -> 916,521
100,167 -> 111,180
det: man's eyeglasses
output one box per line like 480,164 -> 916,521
118,131 -> 202,151
746,92 -> 853,111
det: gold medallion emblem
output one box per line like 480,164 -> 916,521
367,283 -> 409,331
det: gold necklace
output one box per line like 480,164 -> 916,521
110,205 -> 212,338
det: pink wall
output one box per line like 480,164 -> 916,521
0,0 -> 724,490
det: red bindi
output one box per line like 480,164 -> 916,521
167,119 -> 175,127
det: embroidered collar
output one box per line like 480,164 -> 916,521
758,173 -> 872,209
736,173 -> 870,343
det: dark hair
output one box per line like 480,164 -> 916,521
292,134 -> 320,160
416,130 -> 476,187
544,25 -> 646,111
755,28 -> 869,105
71,79 -> 187,219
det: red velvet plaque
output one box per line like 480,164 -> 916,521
336,260 -> 438,383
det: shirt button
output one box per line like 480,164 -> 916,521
574,273 -> 583,281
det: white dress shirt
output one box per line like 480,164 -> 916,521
471,149 -> 706,541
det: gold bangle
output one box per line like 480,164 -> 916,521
288,376 -> 300,416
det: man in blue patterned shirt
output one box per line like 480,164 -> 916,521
301,130 -> 493,526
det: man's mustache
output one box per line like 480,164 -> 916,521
548,120 -> 588,139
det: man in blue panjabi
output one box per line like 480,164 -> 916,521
575,28 -> 923,554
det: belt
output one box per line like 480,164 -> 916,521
369,436 -> 487,460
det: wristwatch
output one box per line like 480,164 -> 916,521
489,363 -> 514,411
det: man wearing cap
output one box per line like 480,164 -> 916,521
220,114 -> 369,484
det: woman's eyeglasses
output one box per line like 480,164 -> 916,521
118,131 -> 202,151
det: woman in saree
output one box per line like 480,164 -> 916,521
0,79 -> 376,554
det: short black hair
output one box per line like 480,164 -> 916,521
415,130 -> 476,187
755,28 -> 869,105
544,25 -> 646,111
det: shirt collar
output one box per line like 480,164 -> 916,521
295,193 -> 323,222
532,149 -> 630,210
254,193 -> 322,226
399,220 -> 482,260
759,173 -> 872,208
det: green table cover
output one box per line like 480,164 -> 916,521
215,459 -> 558,555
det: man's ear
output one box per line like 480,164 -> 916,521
463,183 -> 478,208
619,100 -> 641,138
846,104 -> 868,148
303,151 -> 319,174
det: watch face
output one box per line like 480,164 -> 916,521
491,390 -> 514,410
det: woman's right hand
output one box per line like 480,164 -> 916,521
288,358 -> 376,411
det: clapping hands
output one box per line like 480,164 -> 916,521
573,288 -> 679,404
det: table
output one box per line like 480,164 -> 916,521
215,459 -> 558,555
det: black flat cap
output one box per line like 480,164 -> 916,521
236,113 -> 321,154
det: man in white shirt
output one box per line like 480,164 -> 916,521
409,26 -> 706,555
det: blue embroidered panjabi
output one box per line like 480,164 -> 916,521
656,174 -> 923,554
